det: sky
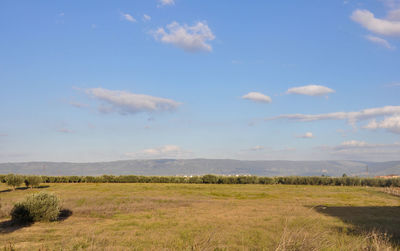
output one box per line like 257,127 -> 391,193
1,0 -> 400,162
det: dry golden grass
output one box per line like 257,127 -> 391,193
383,187 -> 400,197
0,183 -> 399,250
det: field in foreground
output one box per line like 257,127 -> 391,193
0,183 -> 399,250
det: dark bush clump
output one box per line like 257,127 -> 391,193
24,175 -> 42,188
11,192 -> 61,223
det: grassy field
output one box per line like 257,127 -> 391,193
0,183 -> 399,250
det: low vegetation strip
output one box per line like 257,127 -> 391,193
1,174 -> 399,187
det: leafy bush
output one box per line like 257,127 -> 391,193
202,174 -> 218,184
24,176 -> 42,188
5,174 -> 24,190
11,192 -> 61,223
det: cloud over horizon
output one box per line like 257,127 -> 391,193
320,140 -> 400,161
268,105 -> 400,127
297,132 -> 314,139
85,88 -> 181,115
125,145 -> 190,158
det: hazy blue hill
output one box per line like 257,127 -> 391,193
0,159 -> 399,177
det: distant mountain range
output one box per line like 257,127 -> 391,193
0,159 -> 399,177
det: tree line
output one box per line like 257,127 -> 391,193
1,174 -> 399,188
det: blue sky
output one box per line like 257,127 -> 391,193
1,0 -> 400,162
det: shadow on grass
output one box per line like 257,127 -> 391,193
0,220 -> 32,234
58,209 -> 73,221
0,185 -> 50,193
0,208 -> 72,234
314,206 -> 400,246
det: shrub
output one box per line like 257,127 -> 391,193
202,174 -> 218,184
5,174 -> 24,190
11,192 -> 61,223
24,176 -> 42,188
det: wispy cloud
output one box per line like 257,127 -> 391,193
153,21 -> 215,52
386,82 -> 400,87
319,140 -> 400,161
388,8 -> 400,20
85,87 -> 181,115
365,35 -> 395,49
158,0 -> 175,7
380,0 -> 400,10
286,85 -> 335,96
121,13 -> 136,23
296,132 -> 314,139
143,14 -> 151,22
339,140 -> 368,147
125,145 -> 191,158
57,128 -> 73,133
69,101 -> 88,108
268,105 -> 400,127
249,145 -> 265,151
242,92 -> 272,103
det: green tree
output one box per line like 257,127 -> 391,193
202,174 -> 218,184
24,176 -> 42,188
6,174 -> 24,190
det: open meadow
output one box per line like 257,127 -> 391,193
1,183 -> 400,250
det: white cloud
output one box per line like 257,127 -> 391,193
143,14 -> 151,22
340,140 -> 368,147
365,35 -> 395,49
268,105 -> 400,126
242,92 -> 272,103
69,101 -> 88,108
85,87 -> 181,115
318,140 -> 400,161
121,13 -> 136,23
125,145 -> 190,158
158,0 -> 175,7
286,85 -> 335,96
154,21 -> 215,52
297,132 -> 314,139
249,145 -> 265,151
351,9 -> 400,36
364,115 -> 400,133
